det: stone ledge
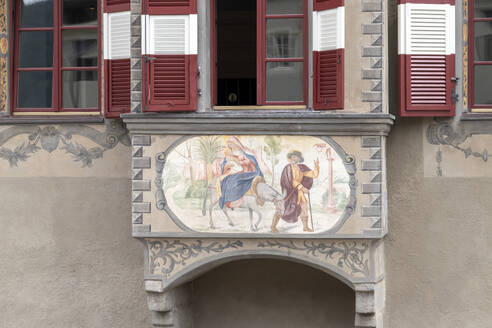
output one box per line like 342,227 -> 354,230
123,113 -> 394,136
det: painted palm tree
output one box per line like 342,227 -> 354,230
264,136 -> 282,185
194,136 -> 224,183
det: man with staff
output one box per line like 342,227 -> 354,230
271,150 -> 320,233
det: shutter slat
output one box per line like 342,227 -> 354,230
144,0 -> 197,15
104,0 -> 130,12
408,55 -> 448,105
314,0 -> 344,11
105,59 -> 131,117
314,49 -> 344,109
145,54 -> 197,111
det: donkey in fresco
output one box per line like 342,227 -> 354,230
202,177 -> 285,232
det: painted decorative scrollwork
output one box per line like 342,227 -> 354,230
0,120 -> 130,167
427,120 -> 492,173
149,240 -> 244,277
257,240 -> 369,276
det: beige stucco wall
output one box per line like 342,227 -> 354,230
385,118 -> 492,327
0,176 -> 151,327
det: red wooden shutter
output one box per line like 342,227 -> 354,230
398,0 -> 456,117
142,0 -> 198,112
313,0 -> 344,110
144,0 -> 197,15
104,0 -> 130,13
104,7 -> 131,118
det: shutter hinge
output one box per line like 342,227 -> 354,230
337,54 -> 341,64
144,55 -> 156,63
451,77 -> 459,83
198,65 -> 201,76
451,89 -> 459,104
198,89 -> 203,96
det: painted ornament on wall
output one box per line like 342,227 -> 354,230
161,136 -> 353,234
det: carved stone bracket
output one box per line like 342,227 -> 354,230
354,282 -> 385,328
146,283 -> 193,328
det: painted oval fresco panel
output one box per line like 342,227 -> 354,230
161,136 -> 353,234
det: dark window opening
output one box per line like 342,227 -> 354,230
216,0 -> 257,106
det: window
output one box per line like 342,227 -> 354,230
213,0 -> 308,106
469,0 -> 492,108
13,0 -> 100,114
141,0 -> 344,112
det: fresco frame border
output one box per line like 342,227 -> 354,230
153,135 -> 358,237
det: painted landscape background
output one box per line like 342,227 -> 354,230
162,136 -> 350,233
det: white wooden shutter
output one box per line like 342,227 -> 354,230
313,0 -> 344,110
104,7 -> 131,117
142,0 -> 198,112
398,0 -> 456,117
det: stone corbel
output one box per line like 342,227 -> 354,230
354,282 -> 385,328
145,281 -> 193,328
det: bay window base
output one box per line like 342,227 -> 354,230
144,277 -> 385,328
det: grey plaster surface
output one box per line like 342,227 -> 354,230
192,259 -> 355,328
385,118 -> 492,327
0,177 -> 151,328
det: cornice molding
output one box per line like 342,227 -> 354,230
123,112 -> 395,136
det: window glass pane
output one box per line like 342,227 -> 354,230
20,0 -> 53,28
474,65 -> 492,104
266,0 -> 303,15
474,22 -> 492,61
266,19 -> 303,58
63,70 -> 98,108
19,31 -> 53,68
62,29 -> 98,67
63,0 -> 97,26
18,71 -> 52,108
474,0 -> 492,18
266,62 -> 303,102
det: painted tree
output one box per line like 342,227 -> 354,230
263,136 -> 282,185
194,136 -> 223,183
174,141 -> 195,185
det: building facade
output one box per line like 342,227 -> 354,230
0,0 -> 491,327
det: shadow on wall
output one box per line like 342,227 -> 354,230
192,259 -> 355,328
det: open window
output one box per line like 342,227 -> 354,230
140,0 -> 344,112
212,0 -> 308,108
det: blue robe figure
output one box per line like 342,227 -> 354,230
218,151 -> 263,209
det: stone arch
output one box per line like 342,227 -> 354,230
145,250 -> 384,328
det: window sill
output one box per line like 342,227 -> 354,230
461,110 -> 492,121
213,105 -> 307,111
0,113 -> 105,125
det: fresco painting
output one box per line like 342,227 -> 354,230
162,136 -> 351,234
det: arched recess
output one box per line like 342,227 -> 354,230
192,259 -> 356,328
144,247 -> 384,327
